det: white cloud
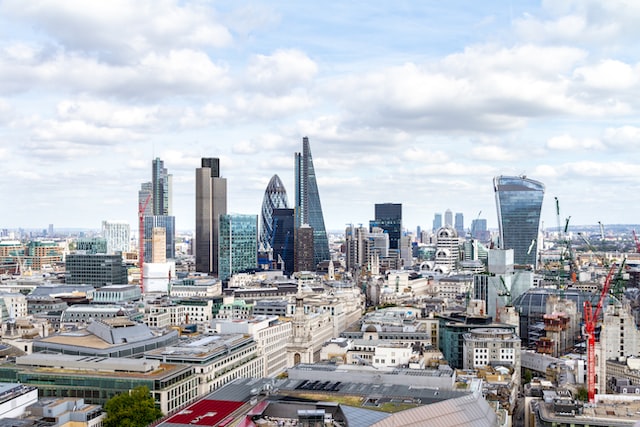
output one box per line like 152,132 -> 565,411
546,135 -> 605,151
573,60 -> 638,90
471,145 -> 516,161
603,126 -> 640,147
246,49 -> 318,93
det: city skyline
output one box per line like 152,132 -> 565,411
1,1 -> 640,232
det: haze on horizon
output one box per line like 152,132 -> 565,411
1,1 -> 639,233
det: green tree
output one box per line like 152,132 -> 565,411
104,386 -> 162,427
522,368 -> 533,384
576,386 -> 588,402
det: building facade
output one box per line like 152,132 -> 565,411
195,157 -> 227,275
259,174 -> 289,251
371,203 -> 402,250
494,175 -> 545,267
65,253 -> 128,287
218,214 -> 258,281
295,137 -> 330,267
294,225 -> 314,272
101,220 -> 130,254
271,208 -> 295,275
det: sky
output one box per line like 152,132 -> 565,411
1,0 -> 640,234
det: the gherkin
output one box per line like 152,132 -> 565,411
259,174 -> 289,250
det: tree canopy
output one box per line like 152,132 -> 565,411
104,386 -> 163,427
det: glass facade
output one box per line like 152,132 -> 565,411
371,203 -> 402,250
295,137 -> 330,268
219,214 -> 258,281
65,253 -> 128,287
259,174 -> 289,251
144,215 -> 175,262
272,208 -> 295,275
494,175 -> 545,268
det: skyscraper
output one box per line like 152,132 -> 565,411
218,214 -> 258,281
454,212 -> 464,236
271,208 -> 295,275
444,209 -> 453,227
494,175 -> 545,267
294,137 -> 329,268
195,158 -> 227,274
152,157 -> 172,216
141,158 -> 174,263
294,224 -> 314,272
433,213 -> 442,231
259,174 -> 289,251
371,203 -> 402,250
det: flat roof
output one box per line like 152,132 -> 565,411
161,399 -> 243,426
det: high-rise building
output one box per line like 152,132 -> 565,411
143,215 -> 175,262
345,224 -> 370,273
470,218 -> 489,241
371,203 -> 402,250
101,220 -> 130,254
195,158 -> 227,274
138,182 -> 153,217
494,175 -> 545,267
218,214 -> 258,281
294,224 -> 314,272
444,209 -> 453,227
433,213 -> 442,231
271,208 -> 295,275
152,157 -> 172,216
295,137 -> 330,268
454,212 -> 464,236
259,174 -> 289,251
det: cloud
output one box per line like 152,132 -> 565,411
0,0 -> 233,63
573,60 -> 638,90
470,145 -> 516,161
246,49 -> 318,94
603,126 -> 640,147
546,135 -> 605,150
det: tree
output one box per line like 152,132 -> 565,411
104,386 -> 162,427
522,368 -> 533,384
576,386 -> 588,402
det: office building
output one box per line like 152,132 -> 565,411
470,218 -> 489,241
259,174 -> 289,251
101,220 -> 130,254
433,213 -> 442,232
444,209 -> 453,227
345,224 -> 370,273
138,181 -> 153,216
454,212 -> 464,236
195,157 -> 227,275
218,214 -> 258,281
152,157 -> 172,216
294,224 -> 314,272
65,253 -> 128,287
272,208 -> 295,275
143,215 -> 175,262
0,383 -> 38,419
371,203 -> 402,250
76,238 -> 107,254
494,175 -> 545,267
295,137 -> 330,268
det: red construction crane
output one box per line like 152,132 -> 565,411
138,194 -> 151,293
632,230 -> 640,253
583,263 -> 621,402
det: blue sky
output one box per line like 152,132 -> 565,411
1,0 -> 639,233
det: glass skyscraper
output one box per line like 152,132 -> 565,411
143,215 -> 175,262
494,175 -> 545,268
271,208 -> 295,275
259,174 -> 289,251
218,214 -> 258,281
371,203 -> 402,250
195,157 -> 227,274
295,137 -> 330,268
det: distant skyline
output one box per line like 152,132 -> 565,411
1,1 -> 640,233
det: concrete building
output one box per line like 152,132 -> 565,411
145,334 -> 263,395
195,157 -> 227,275
27,397 -> 105,427
434,226 -> 460,274
0,383 -> 38,419
462,328 -> 521,375
216,315 -> 292,377
0,353 -> 198,415
92,284 -> 141,304
65,253 -> 128,287
294,224 -> 314,272
35,316 -> 179,357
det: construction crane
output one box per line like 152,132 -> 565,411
598,221 -> 605,241
138,193 -> 151,294
583,261 -> 624,403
